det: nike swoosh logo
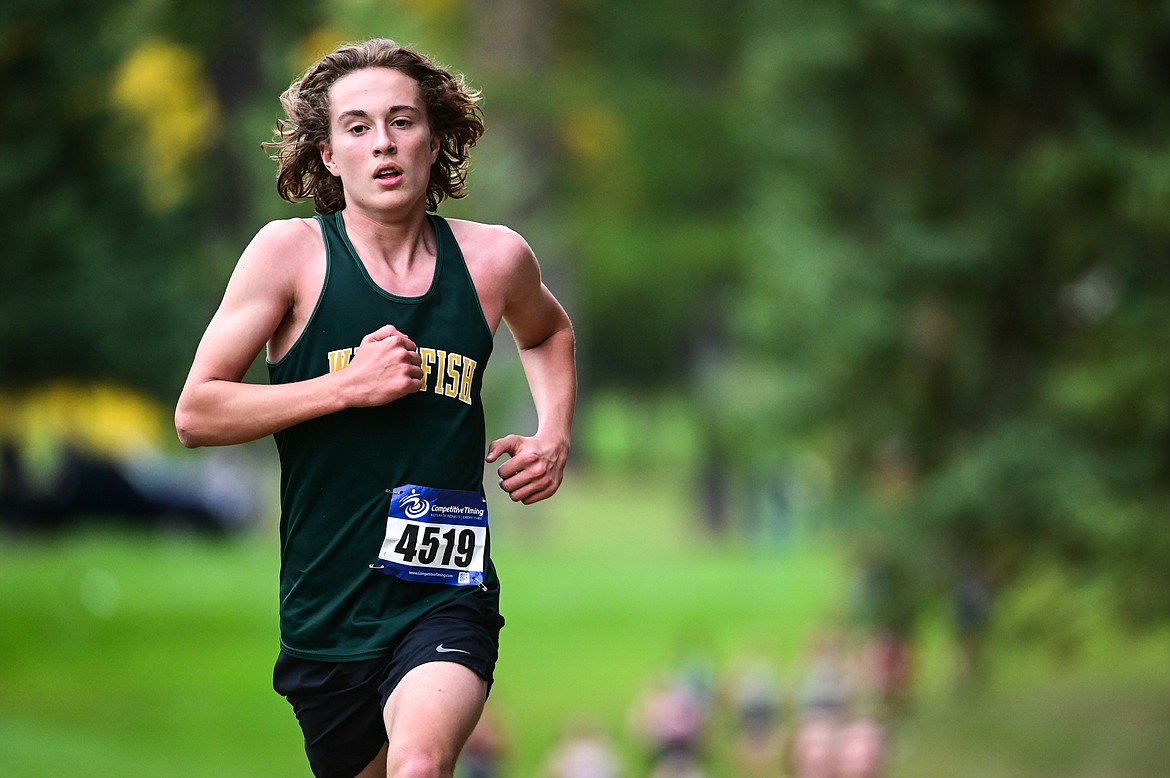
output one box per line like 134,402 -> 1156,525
435,644 -> 470,655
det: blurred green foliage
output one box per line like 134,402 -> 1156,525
740,1 -> 1170,627
2,0 -> 1170,632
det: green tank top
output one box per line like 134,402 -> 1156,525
268,210 -> 498,661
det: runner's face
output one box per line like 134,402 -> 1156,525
320,67 -> 440,214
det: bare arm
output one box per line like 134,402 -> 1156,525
484,235 -> 577,504
174,220 -> 423,447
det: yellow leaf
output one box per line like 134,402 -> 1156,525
111,40 -> 219,210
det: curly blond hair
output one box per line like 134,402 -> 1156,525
264,39 -> 484,214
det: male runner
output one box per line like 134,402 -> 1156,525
175,39 -> 576,778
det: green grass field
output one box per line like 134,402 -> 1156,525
1,470 -> 1168,776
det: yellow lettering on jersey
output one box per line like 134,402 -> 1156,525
327,348 -> 353,373
444,353 -> 462,398
331,343 -> 473,404
458,357 -> 477,405
419,347 -> 437,392
433,350 -> 447,396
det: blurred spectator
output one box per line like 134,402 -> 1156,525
542,716 -> 624,778
630,670 -> 709,776
859,630 -> 913,717
724,655 -> 786,776
457,703 -> 508,778
791,713 -> 839,778
953,560 -> 993,690
789,627 -> 893,778
835,714 -> 886,778
848,558 -> 919,719
792,709 -> 887,778
744,462 -> 795,547
798,631 -> 854,717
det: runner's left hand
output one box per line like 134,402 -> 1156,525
486,433 -> 568,504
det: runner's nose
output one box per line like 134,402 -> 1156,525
373,125 -> 395,155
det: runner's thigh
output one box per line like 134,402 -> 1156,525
383,661 -> 487,774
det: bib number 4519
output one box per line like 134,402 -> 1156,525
394,523 -> 478,567
372,484 -> 488,588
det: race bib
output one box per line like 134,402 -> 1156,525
371,484 -> 487,587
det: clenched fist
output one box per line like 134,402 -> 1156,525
344,325 -> 424,407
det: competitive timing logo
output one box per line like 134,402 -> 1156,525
401,490 -> 432,520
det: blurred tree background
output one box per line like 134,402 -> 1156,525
3,0 -> 1170,744
738,0 -> 1170,638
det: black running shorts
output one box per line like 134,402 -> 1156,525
272,595 -> 504,778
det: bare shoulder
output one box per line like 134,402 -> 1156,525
445,218 -> 535,274
445,217 -> 570,346
445,219 -> 540,332
243,217 -> 323,267
227,217 -> 324,300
